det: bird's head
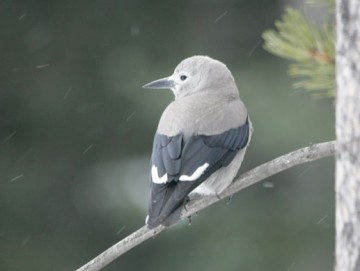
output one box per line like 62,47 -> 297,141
143,55 -> 238,99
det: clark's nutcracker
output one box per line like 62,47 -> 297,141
143,55 -> 252,229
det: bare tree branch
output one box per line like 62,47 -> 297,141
76,140 -> 335,271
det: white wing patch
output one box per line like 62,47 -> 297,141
151,165 -> 168,184
179,163 -> 209,181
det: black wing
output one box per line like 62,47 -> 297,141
147,117 -> 250,228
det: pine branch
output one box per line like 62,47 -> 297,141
262,6 -> 335,97
76,140 -> 335,271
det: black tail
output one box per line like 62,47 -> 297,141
146,181 -> 195,229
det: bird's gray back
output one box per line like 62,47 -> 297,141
157,93 -> 248,137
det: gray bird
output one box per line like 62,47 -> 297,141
143,55 -> 252,229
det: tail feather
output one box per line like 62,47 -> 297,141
146,181 -> 195,228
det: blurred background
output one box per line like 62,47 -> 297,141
0,0 -> 335,270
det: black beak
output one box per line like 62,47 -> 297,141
142,76 -> 174,89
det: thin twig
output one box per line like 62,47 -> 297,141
76,140 -> 335,271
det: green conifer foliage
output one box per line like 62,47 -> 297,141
262,2 -> 335,98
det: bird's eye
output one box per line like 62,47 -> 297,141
180,75 -> 187,81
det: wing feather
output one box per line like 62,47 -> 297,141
147,117 -> 250,228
